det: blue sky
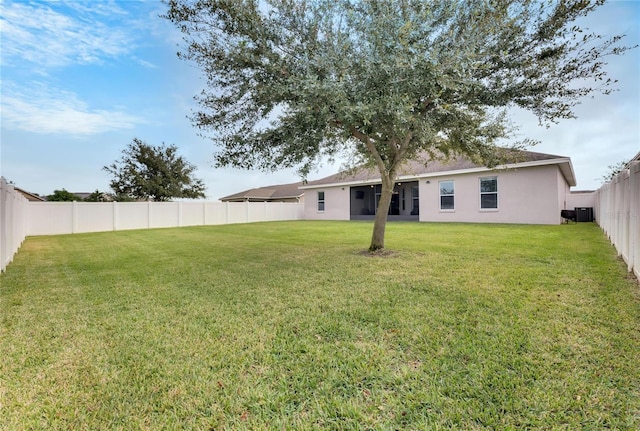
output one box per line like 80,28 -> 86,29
1,0 -> 639,199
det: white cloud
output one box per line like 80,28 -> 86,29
1,82 -> 144,135
0,1 -> 133,69
59,0 -> 130,18
134,57 -> 159,69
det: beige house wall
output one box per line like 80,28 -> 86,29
557,168 -> 569,213
302,164 -> 573,225
417,165 -> 564,224
567,191 -> 596,209
303,187 -> 350,220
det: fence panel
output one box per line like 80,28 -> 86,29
76,202 -> 115,233
204,202 -> 228,225
630,161 -> 640,279
150,202 -> 180,229
226,202 -> 250,224
25,201 -> 304,236
595,160 -> 640,281
28,202 -> 74,235
114,203 -> 149,231
181,202 -> 205,226
248,202 -> 267,223
1,178 -> 29,272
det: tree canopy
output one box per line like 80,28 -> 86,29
47,189 -> 81,202
601,159 -> 629,184
83,190 -> 115,202
104,138 -> 206,202
164,0 -> 632,250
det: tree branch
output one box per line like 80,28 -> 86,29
350,126 -> 387,176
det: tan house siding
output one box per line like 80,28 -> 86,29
303,187 -> 350,220
567,191 -> 596,209
557,167 -> 568,220
300,150 -> 576,225
304,164 -> 570,224
418,165 -> 563,224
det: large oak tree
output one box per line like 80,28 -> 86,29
164,0 -> 631,251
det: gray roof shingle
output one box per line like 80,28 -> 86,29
302,149 -> 570,187
220,181 -> 304,201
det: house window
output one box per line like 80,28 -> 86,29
317,191 -> 325,211
412,186 -> 419,215
480,177 -> 498,209
440,180 -> 454,210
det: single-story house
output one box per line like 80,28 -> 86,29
299,150 -> 580,225
220,181 -> 304,203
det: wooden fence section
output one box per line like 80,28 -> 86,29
0,178 -> 29,272
26,201 -> 305,236
595,159 -> 640,281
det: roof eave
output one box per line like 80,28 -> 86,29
221,194 -> 304,202
253,196 -> 303,201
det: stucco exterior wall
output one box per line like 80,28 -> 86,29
567,191 -> 596,209
417,165 -> 564,224
557,168 -> 568,212
303,164 -> 571,224
303,187 -> 350,220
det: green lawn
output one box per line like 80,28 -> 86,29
1,221 -> 639,430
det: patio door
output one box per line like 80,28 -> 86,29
374,185 -> 400,215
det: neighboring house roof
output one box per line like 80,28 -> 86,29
220,181 -> 304,202
300,149 -> 576,188
14,187 -> 46,202
73,192 -> 92,200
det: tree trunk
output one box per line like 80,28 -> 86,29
369,174 -> 394,251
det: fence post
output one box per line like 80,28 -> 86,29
1,177 -> 28,272
72,201 -> 78,234
113,202 -> 118,231
1,178 -> 8,271
596,157 -> 640,283
630,161 -> 640,276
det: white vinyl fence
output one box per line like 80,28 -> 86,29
27,201 -> 305,236
1,178 -> 29,272
0,198 -> 303,271
595,160 -> 640,281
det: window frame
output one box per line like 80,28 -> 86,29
317,191 -> 325,212
479,176 -> 498,210
439,180 -> 455,211
412,185 -> 419,214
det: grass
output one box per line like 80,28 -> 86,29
1,221 -> 639,430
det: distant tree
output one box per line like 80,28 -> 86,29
104,138 -> 206,201
165,0 -> 633,251
47,189 -> 80,202
83,190 -> 115,202
601,160 -> 629,183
